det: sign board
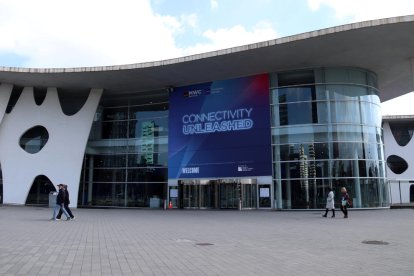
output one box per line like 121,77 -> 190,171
168,74 -> 272,179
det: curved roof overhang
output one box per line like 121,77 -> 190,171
0,15 -> 413,101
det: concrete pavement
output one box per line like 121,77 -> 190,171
0,206 -> 413,275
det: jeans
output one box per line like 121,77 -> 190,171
57,204 -> 74,219
52,204 -> 70,219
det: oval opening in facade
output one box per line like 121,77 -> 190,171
386,155 -> 408,174
19,125 -> 49,154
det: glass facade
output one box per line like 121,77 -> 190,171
271,68 -> 388,209
78,91 -> 168,207
75,67 -> 389,210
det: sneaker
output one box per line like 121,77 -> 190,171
66,217 -> 71,221
71,217 -> 75,220
322,215 -> 327,217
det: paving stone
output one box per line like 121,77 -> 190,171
0,206 -> 414,275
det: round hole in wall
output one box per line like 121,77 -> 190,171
386,155 -> 408,174
19,125 -> 49,154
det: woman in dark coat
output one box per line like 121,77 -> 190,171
340,187 -> 350,218
57,185 -> 75,220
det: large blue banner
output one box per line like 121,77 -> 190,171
168,74 -> 272,179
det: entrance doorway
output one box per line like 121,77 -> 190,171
178,179 -> 258,209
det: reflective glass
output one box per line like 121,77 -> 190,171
128,153 -> 168,167
280,178 -> 330,209
279,102 -> 317,125
91,183 -> 125,206
327,85 -> 366,100
359,178 -> 387,207
332,142 -> 363,159
277,143 -> 329,161
102,121 -> 128,139
126,183 -> 164,207
94,155 -> 127,168
128,139 -> 168,153
102,107 -> 128,120
128,168 -> 168,182
360,102 -> 381,126
128,117 -> 168,138
278,161 -> 329,179
272,125 -> 329,143
332,125 -> 363,142
93,169 -> 126,182
271,68 -> 385,209
277,86 -> 315,103
129,103 -> 168,120
331,160 -> 361,177
364,143 -> 380,161
330,101 -> 361,124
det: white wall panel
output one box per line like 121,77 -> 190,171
383,122 -> 414,203
0,87 -> 102,207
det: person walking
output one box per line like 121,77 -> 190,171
340,187 -> 350,218
56,185 -> 75,220
322,187 -> 335,218
51,184 -> 71,221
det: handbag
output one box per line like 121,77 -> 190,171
341,199 -> 347,206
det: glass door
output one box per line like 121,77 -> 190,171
183,184 -> 199,208
220,183 -> 239,209
242,184 -> 257,209
200,183 -> 214,208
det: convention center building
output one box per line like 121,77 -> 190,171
0,15 -> 414,210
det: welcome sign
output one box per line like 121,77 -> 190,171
168,74 -> 272,179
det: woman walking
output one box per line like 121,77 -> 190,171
340,187 -> 350,218
322,187 -> 335,218
56,185 -> 75,220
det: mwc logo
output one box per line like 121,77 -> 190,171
184,89 -> 203,98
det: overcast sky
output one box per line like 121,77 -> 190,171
0,0 -> 413,114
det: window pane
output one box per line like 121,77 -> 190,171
102,121 -> 128,139
93,169 -> 126,182
279,102 -> 317,125
129,103 -> 168,120
102,107 -> 128,120
330,101 -> 361,124
92,183 -> 125,206
128,168 -> 168,182
129,117 -> 168,138
94,155 -> 127,168
128,153 -> 168,167
126,183 -> 164,207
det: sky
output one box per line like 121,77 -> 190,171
0,0 -> 413,114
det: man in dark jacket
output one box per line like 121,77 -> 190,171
51,184 -> 71,221
56,185 -> 75,220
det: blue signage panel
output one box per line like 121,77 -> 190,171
168,74 -> 272,179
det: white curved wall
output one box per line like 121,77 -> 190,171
0,86 -> 102,207
383,122 -> 414,203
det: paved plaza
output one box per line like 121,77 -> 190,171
0,206 -> 413,276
